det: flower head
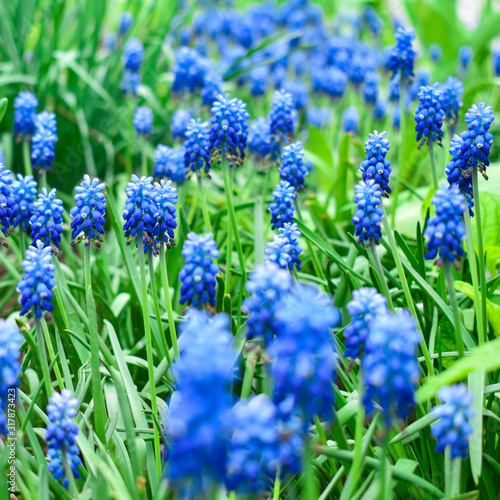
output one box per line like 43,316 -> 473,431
264,236 -> 291,270
35,111 -> 57,133
10,174 -> 37,232
172,46 -> 211,94
118,11 -> 134,35
183,118 -> 211,175
268,90 -> 295,158
154,145 -> 187,185
373,97 -> 388,121
414,85 -> 444,148
248,117 -> 271,158
386,27 -> 416,81
152,180 -> 178,251
352,179 -> 383,246
14,91 -> 38,137
359,131 -> 392,196
249,66 -> 270,97
201,70 -> 224,107
342,106 -> 360,135
179,232 -> 220,307
429,44 -> 442,63
306,107 -> 332,129
458,46 -> 473,73
362,71 -> 381,106
17,241 -> 56,318
171,109 -> 193,140
312,67 -> 348,100
31,127 -> 57,171
363,5 -> 382,36
282,81 -> 309,111
29,188 -> 65,250
0,163 -> 13,245
70,175 -> 106,247
133,106 -> 153,136
123,38 -> 143,71
344,288 -> 387,360
493,48 -> 500,77
362,310 -> 420,427
431,384 -> 474,459
122,69 -> 141,96
272,222 -> 303,271
279,141 -> 308,191
269,181 -> 296,230
46,390 -> 82,488
438,77 -> 463,133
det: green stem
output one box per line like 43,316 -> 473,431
196,175 -> 212,233
463,209 -> 485,344
84,245 -> 107,444
35,318 -> 52,399
41,319 -> 64,391
141,137 -> 148,177
159,242 -> 178,359
368,243 -> 395,312
348,402 -> 366,496
148,249 -> 171,365
22,139 -> 32,176
240,346 -> 261,399
273,471 -> 281,500
472,167 -> 488,341
443,262 -> 465,358
379,436 -> 391,500
137,237 -> 161,476
40,171 -> 47,190
63,445 -> 80,498
428,141 -> 439,191
304,439 -> 316,500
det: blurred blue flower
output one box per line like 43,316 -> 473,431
29,188 -> 65,250
31,126 -> 57,171
279,141 -> 308,191
10,174 -> 37,232
429,44 -> 442,63
123,38 -> 144,71
362,71 -> 380,106
386,27 -> 416,81
172,46 -> 211,94
0,163 -> 13,245
342,106 -> 359,135
269,181 -> 296,230
458,46 -> 473,74
373,97 -> 388,121
119,11 -> 134,35
201,70 -> 224,106
171,109 -> 193,140
248,117 -> 271,158
306,107 -> 332,129
121,69 -> 141,96
392,104 -> 401,130
133,106 -> 153,136
438,77 -> 463,133
183,119 -> 211,175
352,179 -> 383,246
493,48 -> 500,77
359,130 -> 392,196
363,5 -> 382,36
282,81 -> 309,111
14,91 -> 38,137
154,145 -> 188,185
312,66 -> 347,100
249,66 -> 270,97
268,90 -> 295,158
414,85 -> 444,148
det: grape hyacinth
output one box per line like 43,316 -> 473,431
362,310 -> 420,427
10,174 -> 38,232
154,145 -> 187,185
35,111 -> 57,134
122,69 -> 141,96
431,384 -> 474,459
279,141 -> 308,191
171,109 -> 193,140
70,175 -> 107,247
172,46 -> 210,94
243,262 -> 292,345
424,183 -> 466,266
0,319 -> 23,436
386,27 -> 416,81
118,11 -> 134,35
429,44 -> 442,63
373,97 -> 388,121
458,46 -> 473,76
264,236 -> 292,270
342,106 -> 360,135
312,67 -> 348,100
123,38 -> 144,71
31,126 -> 57,171
352,179 -> 383,246
201,70 -> 223,107
183,118 -> 211,175
344,288 -> 387,360
152,179 -> 178,250
265,223 -> 303,271
282,81 -> 309,111
179,232 -> 220,307
362,71 -> 380,106
269,181 -> 296,230
268,90 -> 295,158
359,131 -> 392,196
414,85 -> 444,148
249,66 -> 269,97
14,91 -> 38,137
438,76 -> 463,133
209,93 -> 249,168
493,48 -> 500,77
306,107 -> 332,129
133,106 -> 153,136
248,117 -> 271,158
17,240 -> 56,318
0,163 -> 13,246
29,188 -> 65,250
46,390 -> 82,488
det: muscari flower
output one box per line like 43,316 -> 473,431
179,232 -> 220,307
14,91 -> 38,137
31,126 -> 57,171
183,118 -> 211,175
0,319 -> 23,436
431,384 -> 474,459
362,309 -> 420,427
386,27 -> 416,81
306,107 -> 332,129
279,141 -> 308,191
363,5 -> 382,36
133,106 -> 153,136
123,38 -> 144,71
166,310 -> 235,498
172,46 -> 210,94
458,46 -> 473,75
312,67 -> 348,100
429,44 -> 442,63
243,262 -> 292,345
268,90 -> 295,159
122,69 -> 141,96
438,77 -> 463,133
46,390 -> 82,488
270,284 -> 340,428
29,188 -> 65,250
414,85 -> 444,148
362,71 -> 381,106
342,106 -> 360,135
282,81 -> 309,111
118,11 -> 134,35
17,240 -> 56,318
35,111 -> 57,133
209,93 -> 249,168
493,48 -> 500,77
10,174 -> 38,232
70,175 -> 106,247
352,179 -> 383,246
171,109 -> 193,141
201,70 -> 224,107
154,145 -> 187,185
392,105 -> 401,130
373,97 -> 388,121
248,117 -> 271,158
249,66 -> 270,98
359,131 -> 392,196
269,181 -> 295,230
0,163 -> 13,246
265,222 -> 303,271
344,288 -> 387,360
424,182 -> 466,266
152,179 -> 178,251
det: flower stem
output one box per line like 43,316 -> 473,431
196,175 -> 212,233
273,471 -> 281,500
379,436 -> 391,500
428,141 -> 439,191
35,317 -> 52,399
63,446 -> 80,498
368,242 -> 395,312
347,400 -> 366,497
137,237 -> 162,476
472,167 -> 488,341
141,137 -> 148,177
22,138 -> 32,176
443,262 -> 465,358
159,241 -> 178,359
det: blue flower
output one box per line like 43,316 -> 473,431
14,91 -> 38,137
388,76 -> 401,103
493,48 -> 500,77
17,240 -> 56,318
438,77 -> 463,133
122,175 -> 156,245
373,97 -> 388,121
209,93 -> 249,168
344,288 -> 387,360
458,46 -> 473,73
279,141 -> 308,191
362,71 -> 380,106
362,310 -> 420,427
352,179 -> 383,246
35,111 -> 57,133
29,188 -> 65,250
119,11 -> 134,35
268,90 -> 295,158
0,149 -> 4,165
121,69 -> 141,96
152,179 -> 178,250
414,85 -> 444,148
0,319 -> 23,436
424,182 -> 466,265
154,145 -> 187,185
243,262 -> 292,345
269,181 -> 296,230
123,38 -> 144,71
179,232 -> 220,307
359,131 -> 392,196
133,106 -> 153,136
306,107 -> 332,129
265,222 -> 303,271
0,163 -> 13,245
70,175 -> 107,247
105,32 -> 117,51
46,389 -> 82,488
431,384 -> 474,459
270,284 -> 340,428
248,117 -> 271,158
31,127 -> 57,171
312,67 -> 348,100
249,66 -> 270,97
348,52 -> 372,86
201,70 -> 224,107
166,310 -> 235,498
282,81 -> 309,111
386,27 -> 416,81
342,106 -> 360,135
10,174 -> 37,232
172,46 -> 211,94
171,109 -> 193,140
183,118 -> 211,175
429,44 -> 442,63
363,5 -> 383,36
392,105 -> 401,130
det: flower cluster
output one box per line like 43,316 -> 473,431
342,106 -> 359,135
118,11 -> 133,36
386,27 -> 416,81
268,90 -> 295,158
31,126 -> 58,171
152,180 -> 178,250
172,46 -> 212,94
46,390 -> 82,488
306,107 -> 332,129
70,175 -> 107,247
352,180 -> 383,246
362,71 -> 380,105
17,241 -> 56,318
132,106 -> 153,136
248,117 -> 271,158
0,163 -> 13,246
183,119 -> 211,175
14,91 -> 38,137
154,145 -> 187,184
279,141 -> 308,191
179,232 -> 220,307
269,181 -> 296,230
171,109 -> 193,140
312,67 -> 348,100
458,46 -> 473,75
359,131 -> 392,196
10,174 -> 38,233
282,81 -> 309,111
29,188 -> 65,250
438,77 -> 463,133
414,85 -> 444,148
265,222 -> 303,271
122,38 -> 143,96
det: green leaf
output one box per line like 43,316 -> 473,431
468,371 -> 485,485
0,97 -> 7,123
